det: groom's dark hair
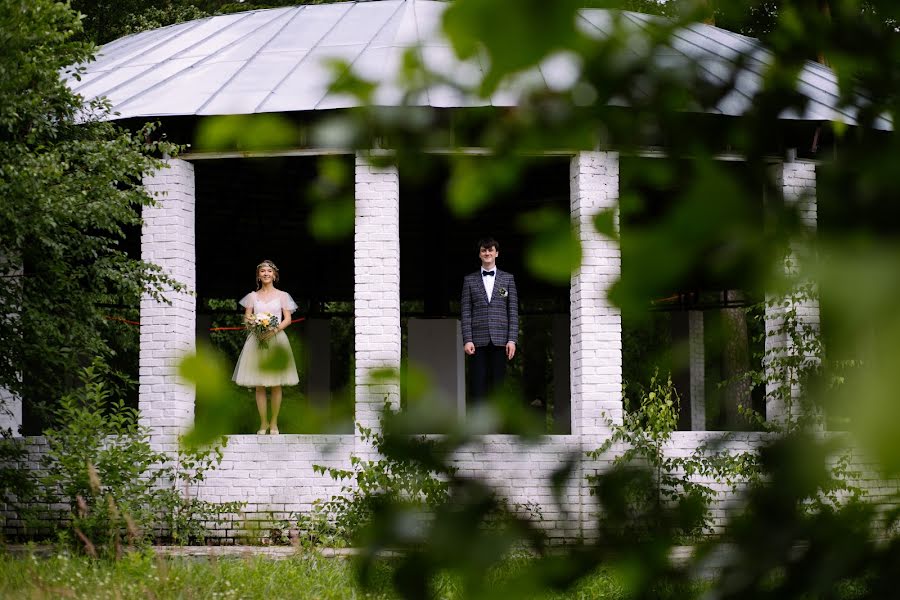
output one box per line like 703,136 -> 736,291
477,236 -> 500,252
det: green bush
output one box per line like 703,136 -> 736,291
587,371 -> 757,538
300,422 -> 454,547
155,444 -> 245,546
39,360 -> 243,555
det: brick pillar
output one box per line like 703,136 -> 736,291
354,154 -> 401,436
140,159 -> 196,453
765,160 -> 818,425
570,152 -> 622,439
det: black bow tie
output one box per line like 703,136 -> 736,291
482,270 -> 495,277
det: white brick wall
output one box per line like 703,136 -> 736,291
570,152 -> 623,438
765,160 -> 819,424
140,159 -> 196,453
0,387 -> 19,437
354,154 -> 401,438
570,151 -> 623,539
448,434 -> 585,540
194,435 -> 354,536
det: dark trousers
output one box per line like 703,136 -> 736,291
469,343 -> 507,404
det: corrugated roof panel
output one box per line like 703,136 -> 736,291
370,2 -> 409,47
577,10 -> 615,39
103,57 -> 208,107
198,90 -> 271,115
128,13 -> 252,66
265,4 -> 352,52
260,44 -> 364,112
71,0 -> 889,130
411,0 -> 446,45
221,51 -> 309,93
198,14 -> 293,63
119,61 -> 245,115
351,46 -> 399,81
319,1 -> 400,46
180,10 -> 284,58
70,24 -> 200,93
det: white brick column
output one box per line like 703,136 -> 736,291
570,152 -> 622,439
354,154 -> 401,435
765,160 -> 818,425
140,159 -> 196,453
0,388 -> 20,437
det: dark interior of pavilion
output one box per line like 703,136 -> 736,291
192,155 -> 572,434
20,152 -> 772,435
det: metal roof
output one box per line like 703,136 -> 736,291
69,0 -> 891,130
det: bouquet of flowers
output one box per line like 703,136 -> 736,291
245,312 -> 279,349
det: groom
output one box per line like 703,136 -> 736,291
461,237 -> 519,404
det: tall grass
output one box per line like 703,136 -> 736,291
0,550 -> 708,599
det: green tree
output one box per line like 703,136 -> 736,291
0,0 -> 183,429
70,0 -> 358,45
70,0 -> 209,43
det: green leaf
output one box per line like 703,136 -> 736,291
195,114 -> 298,152
518,207 -> 581,284
443,0 -> 582,95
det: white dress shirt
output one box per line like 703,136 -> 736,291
482,269 -> 496,302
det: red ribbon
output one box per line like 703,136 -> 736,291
106,317 -> 307,330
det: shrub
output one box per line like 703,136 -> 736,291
587,371 -> 756,538
300,422 -> 454,546
39,359 -> 242,555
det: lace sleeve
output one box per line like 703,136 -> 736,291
282,292 -> 298,313
238,292 -> 255,309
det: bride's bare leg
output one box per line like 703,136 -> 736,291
269,386 -> 282,434
255,386 -> 269,433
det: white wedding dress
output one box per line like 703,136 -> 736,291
232,290 -> 300,387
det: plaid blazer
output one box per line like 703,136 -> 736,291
461,268 -> 519,347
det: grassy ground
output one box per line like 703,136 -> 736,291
0,549 -> 706,599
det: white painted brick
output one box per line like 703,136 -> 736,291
140,159 -> 196,452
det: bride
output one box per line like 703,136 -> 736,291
232,259 -> 299,434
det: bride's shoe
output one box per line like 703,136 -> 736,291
269,426 -> 280,435
257,426 -> 268,435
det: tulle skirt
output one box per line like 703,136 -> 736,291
232,331 -> 299,388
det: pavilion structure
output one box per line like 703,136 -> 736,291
4,0 -> 892,541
